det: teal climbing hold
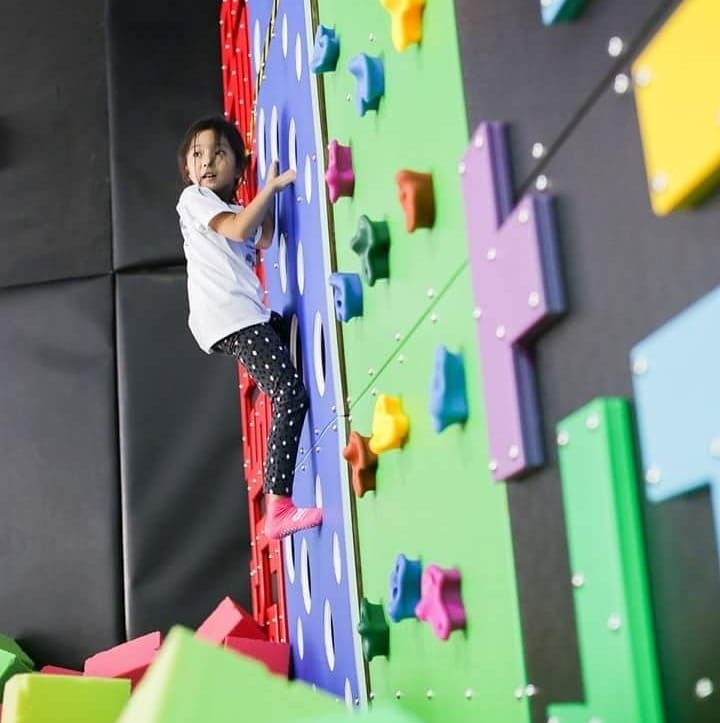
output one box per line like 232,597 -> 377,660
350,215 -> 390,286
328,272 -> 363,322
429,346 -> 469,432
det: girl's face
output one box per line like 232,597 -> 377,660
185,129 -> 239,201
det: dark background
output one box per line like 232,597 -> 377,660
0,0 -> 251,667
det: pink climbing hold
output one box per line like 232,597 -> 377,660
325,139 -> 355,203
414,564 -> 466,641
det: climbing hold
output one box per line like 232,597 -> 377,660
325,140 -> 355,203
347,53 -> 385,116
540,0 -> 588,25
342,431 -> 378,497
429,346 -> 469,433
369,394 -> 409,454
379,0 -> 426,52
357,598 -> 390,661
414,564 -> 466,641
388,554 -> 423,622
350,215 -> 390,286
396,170 -> 435,232
310,25 -> 340,73
329,272 -> 364,323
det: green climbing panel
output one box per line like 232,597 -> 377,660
117,627 -> 342,723
315,0 -> 471,403
547,398 -> 664,723
1,674 -> 130,723
349,268 -> 530,723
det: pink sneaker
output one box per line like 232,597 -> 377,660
264,495 -> 322,540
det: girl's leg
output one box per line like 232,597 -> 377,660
214,317 -> 322,538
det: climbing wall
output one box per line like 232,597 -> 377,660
245,0 -> 366,704
312,1 -> 529,721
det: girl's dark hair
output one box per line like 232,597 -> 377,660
177,116 -> 249,186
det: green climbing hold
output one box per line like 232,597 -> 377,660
357,597 -> 390,661
350,215 -> 390,286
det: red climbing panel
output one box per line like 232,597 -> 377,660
220,0 -> 288,644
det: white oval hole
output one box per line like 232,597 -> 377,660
301,537 -> 312,614
297,241 -> 305,295
288,118 -> 297,172
313,311 -> 326,397
289,314 -> 300,369
296,617 -> 304,660
295,33 -> 303,81
304,155 -> 313,204
258,107 -> 267,180
279,233 -> 288,293
324,600 -> 336,671
344,679 -> 353,709
253,20 -> 262,73
333,531 -> 342,584
282,14 -> 288,57
315,474 -> 323,509
270,105 -> 279,163
283,533 -> 295,583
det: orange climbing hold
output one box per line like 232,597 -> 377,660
343,431 -> 379,497
379,0 -> 426,52
369,394 -> 409,453
396,170 -> 435,232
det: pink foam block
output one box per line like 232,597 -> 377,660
83,631 -> 162,688
195,596 -> 267,644
325,140 -> 355,203
414,564 -> 466,641
224,636 -> 291,678
40,665 -> 82,676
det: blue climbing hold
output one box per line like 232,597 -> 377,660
328,272 -> 363,322
388,553 -> 423,623
429,346 -> 469,433
347,53 -> 385,116
310,25 -> 340,74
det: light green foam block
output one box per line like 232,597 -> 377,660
316,0 -> 471,402
548,398 -> 664,723
349,269 -> 529,723
117,626 -> 342,723
0,653 -> 32,700
1,674 -> 130,723
0,637 -> 33,671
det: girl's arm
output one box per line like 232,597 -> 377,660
210,163 -> 294,243
256,198 -> 275,250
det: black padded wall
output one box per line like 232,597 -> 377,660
108,0 -> 224,270
0,1 -> 112,289
455,2 -> 719,722
0,277 -> 122,668
116,271 -> 252,636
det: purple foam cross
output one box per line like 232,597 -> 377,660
460,122 -> 566,481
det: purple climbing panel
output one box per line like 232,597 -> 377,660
247,0 -> 364,704
460,122 -> 565,480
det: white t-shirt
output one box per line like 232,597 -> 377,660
177,185 -> 271,353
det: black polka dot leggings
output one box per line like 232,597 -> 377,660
213,312 -> 309,496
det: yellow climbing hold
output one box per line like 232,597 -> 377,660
632,0 -> 720,216
379,0 -> 426,53
369,394 -> 410,453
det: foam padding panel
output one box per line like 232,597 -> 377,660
108,0 -> 223,269
246,0 -> 365,702
453,0 -> 671,187
0,277 -> 122,667
116,626 -> 342,723
631,286 -> 720,566
506,67 -> 720,723
316,0 -> 471,406
116,270 -> 251,637
0,0 -> 111,289
632,0 -> 720,215
547,398 -> 663,723
349,266 -> 530,723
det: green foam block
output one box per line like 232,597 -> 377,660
117,626 -> 342,723
1,673 -> 130,723
0,651 -> 32,700
0,636 -> 33,671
